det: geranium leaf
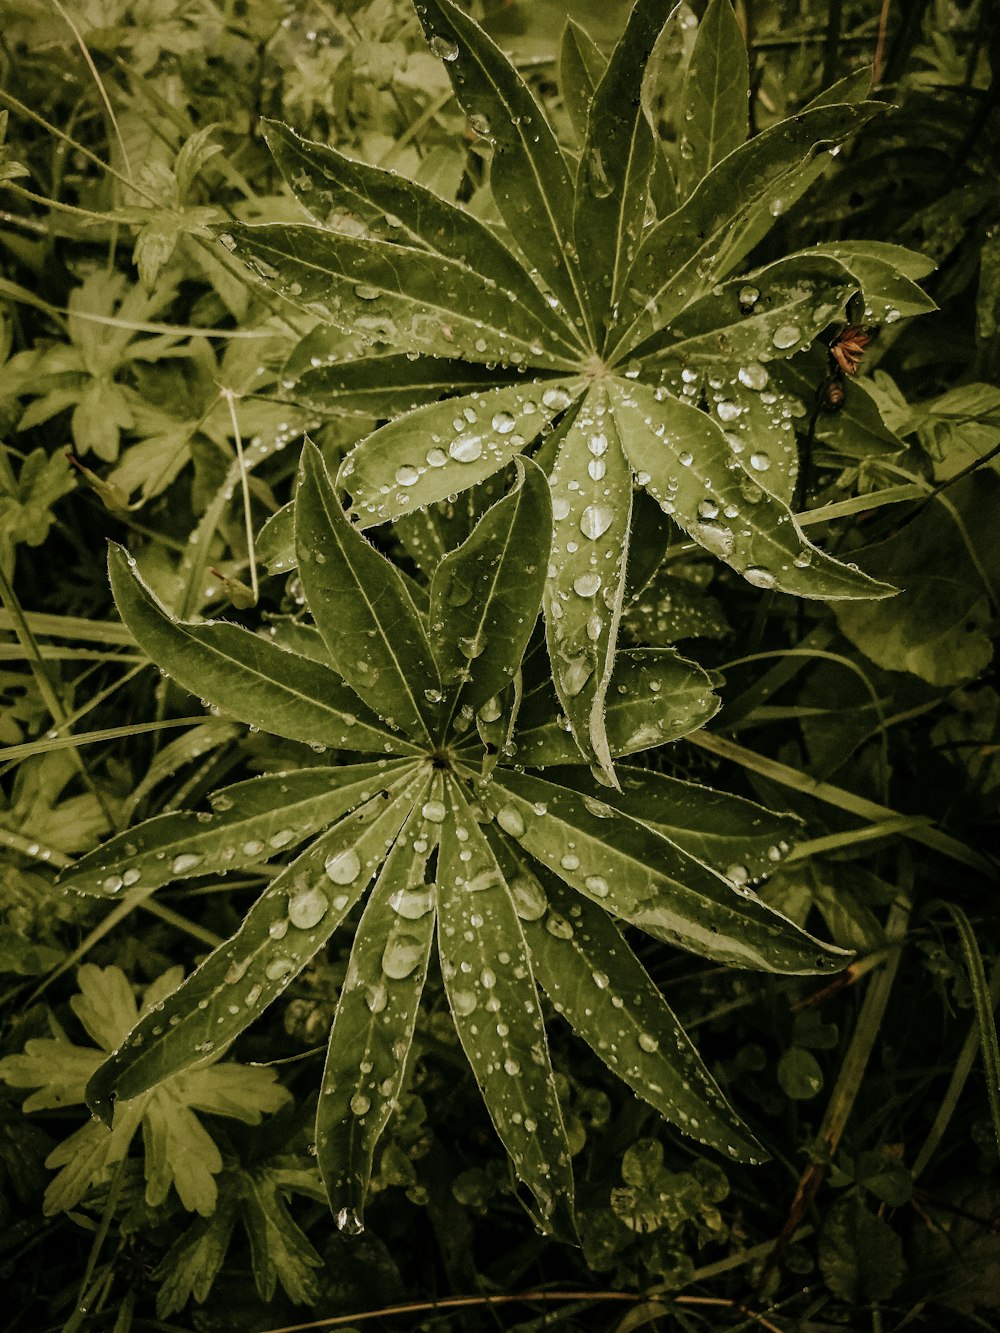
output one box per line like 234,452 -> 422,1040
317,791 -> 438,1230
296,441 -> 441,742
610,102 -> 884,355
217,225 -> 576,370
548,764 -> 802,883
493,647 -> 719,766
676,0 -> 749,200
640,253 -> 857,369
559,19 -> 607,147
261,120 -> 567,339
544,386 -> 633,783
107,545 -> 411,753
414,0 -> 592,338
59,763 -> 418,899
430,457 -> 550,725
469,767 -> 850,974
438,776 -> 575,1234
487,838 -> 764,1162
339,380 -> 581,528
85,770 -> 424,1124
608,377 -> 895,599
573,0 -> 668,319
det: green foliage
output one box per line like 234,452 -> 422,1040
1,0 -> 999,1328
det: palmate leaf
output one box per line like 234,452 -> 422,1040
215,0 -> 924,770
64,448 -> 856,1230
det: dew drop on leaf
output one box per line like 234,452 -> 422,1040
430,35 -> 459,60
496,806 -> 525,837
573,572 -> 602,598
288,885 -> 328,930
171,853 -> 203,875
382,933 -> 424,980
772,323 -> 801,350
422,799 -> 447,824
542,386 -> 573,411
579,505 -> 613,540
451,989 -> 478,1016
449,434 -> 483,463
336,1206 -> 365,1235
585,874 -> 610,898
749,452 -> 771,472
744,566 -> 776,589
491,411 -> 516,434
395,465 -> 420,486
350,1091 -> 371,1116
510,875 -> 547,921
325,848 -> 362,885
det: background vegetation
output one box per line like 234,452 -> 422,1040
1,0 -> 999,1330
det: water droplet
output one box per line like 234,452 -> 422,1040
749,452 -> 771,472
395,464 -> 420,486
171,853 -> 203,875
542,386 -> 573,411
690,519 -> 734,558
389,887 -> 434,919
585,874 -> 610,898
102,874 -> 124,893
772,323 -> 801,350
480,966 -> 497,989
430,35 -> 459,60
265,956 -> 294,981
560,852 -> 580,871
491,411 -> 516,434
497,806 -> 525,837
353,284 -> 381,301
422,800 -> 447,824
503,1057 -> 520,1075
336,1206 -> 365,1234
738,363 -> 769,390
451,988 -> 477,1016
638,1031 -> 659,1053
744,566 -> 776,589
510,875 -> 547,921
717,400 -> 741,422
469,111 -> 491,137
560,655 -> 593,697
697,498 -> 719,521
573,572 -> 602,598
478,696 -> 502,723
580,505 -> 613,540
586,147 -> 613,198
382,933 -> 424,980
449,434 -> 483,463
738,285 -> 760,313
726,863 -> 750,886
288,885 -> 328,929
351,1091 -> 371,1116
546,912 -> 574,940
325,848 -> 361,885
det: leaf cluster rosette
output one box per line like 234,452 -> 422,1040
214,0 -> 933,779
61,446 -> 850,1235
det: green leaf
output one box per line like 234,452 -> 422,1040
573,0 -> 668,318
499,648 -> 719,765
777,1046 -> 824,1099
107,545 -> 413,753
610,102 -> 884,355
552,764 -> 801,884
640,253 -> 857,368
820,1195 -> 906,1302
288,351 -> 507,417
60,763 -> 412,899
802,242 -> 937,322
469,767 -> 850,974
773,352 -> 904,462
240,1169 -> 324,1303
415,0 -> 591,336
84,771 -> 424,1123
559,19 -> 607,147
487,836 -> 764,1163
261,120 -> 564,337
676,0 -> 748,201
217,224 -> 575,370
834,474 -> 1000,686
544,385 -> 633,781
317,793 -> 438,1229
154,1183 -> 239,1315
429,457 -> 550,725
609,377 -> 894,600
438,776 -> 575,1233
339,380 -> 581,528
296,441 -> 441,742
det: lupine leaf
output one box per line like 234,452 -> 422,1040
287,351 -> 508,417
85,771 -> 424,1123
802,242 -> 938,322
676,0 -> 749,200
339,380 -> 581,528
415,0 -> 592,338
60,763 -> 418,899
486,837 -> 764,1162
108,545 -> 411,753
639,253 -> 857,368
559,19 -> 607,147
438,776 -> 575,1234
544,385 -> 633,782
549,764 -> 802,882
261,120 -> 567,339
430,457 -> 550,725
610,102 -> 884,354
609,377 -> 895,599
317,788 -> 438,1229
469,767 -> 850,974
217,225 -> 576,370
573,0 -> 669,319
491,648 -> 719,766
296,441 -> 441,742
